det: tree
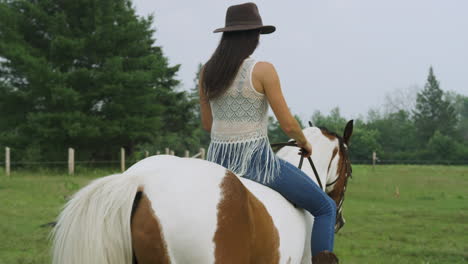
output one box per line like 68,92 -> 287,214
189,63 -> 204,119
311,107 -> 347,133
446,92 -> 468,141
268,115 -> 304,144
268,116 -> 288,144
366,110 -> 418,159
383,85 -> 420,115
348,127 -> 382,162
426,130 -> 457,162
413,67 -> 457,143
459,97 -> 468,141
0,0 -> 189,161
187,63 -> 210,149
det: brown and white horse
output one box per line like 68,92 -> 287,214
52,121 -> 353,264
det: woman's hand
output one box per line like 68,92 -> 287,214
297,141 -> 312,158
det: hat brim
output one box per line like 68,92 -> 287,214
213,24 -> 276,34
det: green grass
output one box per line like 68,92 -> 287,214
0,168 -> 118,264
334,165 -> 468,264
0,165 -> 467,263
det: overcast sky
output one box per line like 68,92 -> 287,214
132,0 -> 467,120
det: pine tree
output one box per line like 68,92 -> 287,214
460,97 -> 468,141
188,63 -> 210,148
0,0 -> 186,161
189,63 -> 204,119
413,67 -> 457,144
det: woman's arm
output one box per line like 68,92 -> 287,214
253,61 -> 312,156
198,67 -> 213,132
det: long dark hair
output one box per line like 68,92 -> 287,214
202,29 -> 260,100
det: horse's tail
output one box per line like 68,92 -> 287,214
51,173 -> 141,264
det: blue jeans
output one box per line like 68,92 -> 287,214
211,146 -> 336,256
259,159 -> 337,256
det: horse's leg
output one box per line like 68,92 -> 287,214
213,171 -> 280,264
131,188 -> 171,264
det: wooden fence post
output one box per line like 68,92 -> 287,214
5,147 -> 10,177
184,150 -> 190,158
68,148 -> 75,175
156,151 -> 161,155
170,150 -> 175,156
200,148 -> 206,160
145,151 -> 149,158
165,148 -> 170,155
121,148 -> 125,172
372,151 -> 377,168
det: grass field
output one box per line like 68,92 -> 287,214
0,165 -> 467,264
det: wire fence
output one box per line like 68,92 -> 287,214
350,151 -> 467,165
1,160 -> 466,166
1,147 -> 206,176
2,160 -> 466,166
351,159 -> 467,165
1,147 -> 466,177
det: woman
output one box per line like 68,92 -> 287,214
199,3 -> 339,263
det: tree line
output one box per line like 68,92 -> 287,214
0,0 -> 466,166
268,68 -> 468,164
0,0 -> 204,164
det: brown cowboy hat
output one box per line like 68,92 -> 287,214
213,2 -> 276,34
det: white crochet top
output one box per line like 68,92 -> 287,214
207,57 -> 280,183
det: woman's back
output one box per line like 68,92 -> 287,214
210,57 -> 268,141
207,57 -> 280,184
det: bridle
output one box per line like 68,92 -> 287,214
270,140 -> 338,190
334,143 -> 353,223
270,140 -> 346,190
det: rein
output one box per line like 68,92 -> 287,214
271,141 -> 338,190
271,121 -> 353,233
271,140 -> 347,232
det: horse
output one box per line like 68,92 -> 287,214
51,120 -> 353,264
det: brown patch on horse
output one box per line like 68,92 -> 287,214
131,187 -> 170,264
320,123 -> 353,233
320,129 -> 337,141
327,147 -> 339,173
213,171 -> 280,264
327,150 -> 349,206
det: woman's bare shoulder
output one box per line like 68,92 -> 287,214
253,61 -> 278,80
255,61 -> 275,71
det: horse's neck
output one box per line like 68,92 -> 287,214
277,127 -> 337,188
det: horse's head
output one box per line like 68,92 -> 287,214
310,120 -> 353,233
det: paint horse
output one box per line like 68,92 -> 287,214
52,121 -> 353,264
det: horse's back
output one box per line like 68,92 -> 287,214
128,155 -> 310,264
128,156 -> 224,263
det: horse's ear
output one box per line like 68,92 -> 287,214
343,120 -> 354,145
308,121 -> 313,127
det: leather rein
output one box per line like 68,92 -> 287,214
270,141 -> 340,190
